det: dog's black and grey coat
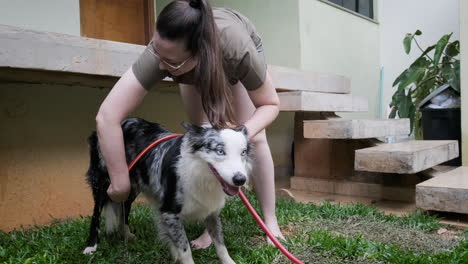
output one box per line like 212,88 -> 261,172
83,117 -> 252,264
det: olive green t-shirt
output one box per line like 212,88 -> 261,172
132,8 -> 266,91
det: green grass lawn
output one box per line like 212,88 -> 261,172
1,192 -> 468,264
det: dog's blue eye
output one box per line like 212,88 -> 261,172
241,149 -> 247,156
217,149 -> 225,155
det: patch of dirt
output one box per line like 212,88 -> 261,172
248,224 -> 297,247
272,250 -> 386,264
249,216 -> 464,263
296,216 -> 463,254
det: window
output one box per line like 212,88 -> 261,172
326,0 -> 374,19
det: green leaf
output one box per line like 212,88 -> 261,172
393,57 -> 430,89
451,60 -> 461,92
415,30 -> 422,36
433,33 -> 452,65
397,89 -> 413,118
440,63 -> 454,83
420,44 -> 435,58
410,56 -> 431,68
389,107 -> 397,119
397,65 -> 427,91
409,102 -> 416,134
392,69 -> 408,87
403,33 -> 413,54
445,40 -> 460,57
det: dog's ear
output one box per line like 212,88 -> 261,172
181,122 -> 205,134
233,124 -> 249,137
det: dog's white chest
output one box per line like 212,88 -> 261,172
179,179 -> 226,220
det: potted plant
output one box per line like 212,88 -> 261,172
389,30 -> 460,139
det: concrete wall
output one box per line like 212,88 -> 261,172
0,0 -> 80,35
379,0 -> 460,118
461,1 -> 468,165
298,0 -> 381,120
0,82 -> 188,231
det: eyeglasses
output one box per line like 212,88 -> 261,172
151,45 -> 193,71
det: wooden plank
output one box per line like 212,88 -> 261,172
355,140 -> 459,174
304,118 -> 410,139
269,65 -> 350,94
416,166 -> 468,214
279,91 -> 368,112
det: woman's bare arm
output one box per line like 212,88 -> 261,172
95,67 -> 148,202
244,71 -> 280,139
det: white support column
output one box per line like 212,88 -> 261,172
461,1 -> 468,166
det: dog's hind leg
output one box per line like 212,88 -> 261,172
121,193 -> 138,242
206,212 -> 236,264
159,212 -> 194,264
83,193 -> 106,255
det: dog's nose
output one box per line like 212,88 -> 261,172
232,172 -> 246,186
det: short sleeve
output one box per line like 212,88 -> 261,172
131,42 -> 168,90
235,42 -> 267,91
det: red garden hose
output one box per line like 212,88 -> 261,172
127,133 -> 183,170
238,189 -> 303,264
128,134 -> 304,264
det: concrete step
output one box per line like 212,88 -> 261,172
279,91 -> 368,112
269,65 -> 350,94
416,167 -> 468,214
304,118 -> 410,139
0,25 -> 351,94
355,140 -> 459,174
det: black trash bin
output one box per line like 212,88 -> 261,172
418,84 -> 462,166
420,108 -> 461,166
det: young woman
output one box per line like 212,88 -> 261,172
96,0 -> 284,248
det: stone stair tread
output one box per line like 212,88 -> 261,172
279,91 -> 368,112
304,118 -> 410,139
416,166 -> 468,214
355,140 -> 459,174
269,65 -> 351,94
0,25 -> 352,94
417,166 -> 468,189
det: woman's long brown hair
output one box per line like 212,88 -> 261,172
156,0 -> 236,129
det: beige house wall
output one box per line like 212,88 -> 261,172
0,83 -> 188,231
298,0 -> 381,120
0,0 -> 80,35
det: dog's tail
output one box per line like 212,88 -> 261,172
85,132 -> 103,186
104,202 -> 122,234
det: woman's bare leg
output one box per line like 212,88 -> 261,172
229,82 -> 284,243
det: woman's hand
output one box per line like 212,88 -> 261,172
107,178 -> 131,202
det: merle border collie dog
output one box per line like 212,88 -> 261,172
82,117 -> 253,264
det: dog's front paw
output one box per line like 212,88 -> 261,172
123,225 -> 137,242
82,244 -> 97,255
221,258 -> 236,264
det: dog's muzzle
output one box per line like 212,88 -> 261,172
208,164 -> 241,196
